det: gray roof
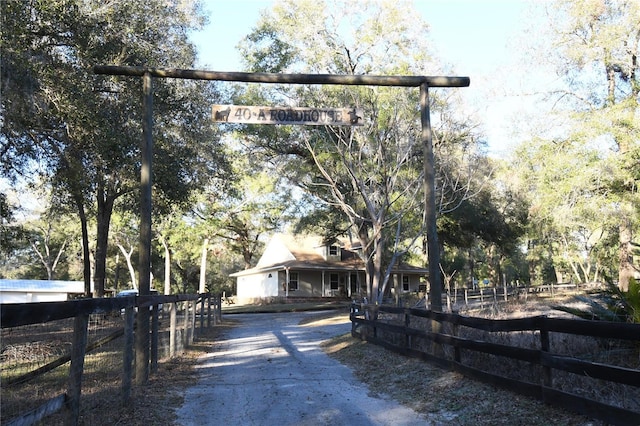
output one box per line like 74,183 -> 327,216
0,279 -> 85,293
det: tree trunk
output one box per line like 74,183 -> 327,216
618,221 -> 633,292
373,233 -> 385,304
117,243 -> 137,290
93,185 -> 115,297
74,193 -> 92,297
199,238 -> 209,293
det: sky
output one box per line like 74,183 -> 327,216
190,0 -> 547,157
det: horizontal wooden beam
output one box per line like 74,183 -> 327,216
1,294 -> 201,328
94,65 -> 470,88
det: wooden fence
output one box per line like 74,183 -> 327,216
350,303 -> 640,425
1,293 -> 221,426
437,282 -> 586,310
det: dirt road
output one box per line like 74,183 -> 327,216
176,311 -> 428,425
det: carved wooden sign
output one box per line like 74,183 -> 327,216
212,105 -> 363,126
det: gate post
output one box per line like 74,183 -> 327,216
122,307 -> 135,403
67,314 -> 89,425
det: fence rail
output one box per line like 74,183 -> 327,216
1,293 -> 221,426
350,303 -> 640,425
437,282 -> 587,310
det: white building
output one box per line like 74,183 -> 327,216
0,279 -> 88,304
230,233 -> 428,303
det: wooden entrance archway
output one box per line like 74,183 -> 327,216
94,65 -> 469,381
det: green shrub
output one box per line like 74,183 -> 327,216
553,279 -> 640,323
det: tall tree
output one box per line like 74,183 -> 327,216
237,0 -> 482,304
521,0 -> 640,290
1,0 -> 227,296
0,193 -> 20,256
512,137 -> 618,285
194,148 -> 296,270
439,160 -> 529,288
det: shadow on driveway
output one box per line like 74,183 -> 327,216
176,311 -> 428,426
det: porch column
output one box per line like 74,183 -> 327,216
285,267 -> 289,298
322,271 -> 325,297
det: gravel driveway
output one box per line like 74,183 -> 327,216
176,311 -> 427,425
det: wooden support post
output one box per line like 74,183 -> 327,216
217,294 -> 221,324
190,300 -> 196,345
200,296 -> 205,332
404,310 -> 411,350
182,301 -> 189,348
135,71 -> 153,385
150,305 -> 159,374
453,321 -> 461,363
350,303 -> 357,336
372,305 -> 378,339
207,294 -> 212,328
67,314 -> 89,426
122,307 -> 135,403
169,302 -> 177,358
540,324 -> 552,388
212,295 -> 218,326
420,82 -> 442,313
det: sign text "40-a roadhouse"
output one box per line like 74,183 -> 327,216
212,105 -> 363,126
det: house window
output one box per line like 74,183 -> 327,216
289,272 -> 299,291
402,276 -> 409,291
330,273 -> 339,290
329,245 -> 339,256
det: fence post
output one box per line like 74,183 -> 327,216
150,305 -> 159,374
183,301 -> 189,348
452,318 -> 461,363
212,294 -> 218,326
198,295 -> 203,332
188,300 -> 195,344
430,310 -> 444,358
350,303 -> 356,336
540,318 -> 552,388
215,294 -> 221,325
169,302 -> 177,358
207,294 -> 212,328
67,314 -> 89,426
122,307 -> 135,403
404,309 -> 411,350
372,305 -> 378,339
446,289 -> 451,312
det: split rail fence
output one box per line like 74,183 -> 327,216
1,293 -> 221,426
350,303 -> 640,425
436,282 -> 588,311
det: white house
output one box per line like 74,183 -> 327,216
0,279 -> 88,304
230,233 -> 428,303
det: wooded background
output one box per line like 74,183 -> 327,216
1,1 -> 638,302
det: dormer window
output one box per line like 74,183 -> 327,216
329,245 -> 339,256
